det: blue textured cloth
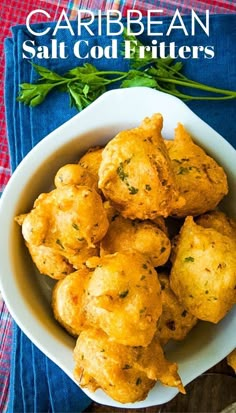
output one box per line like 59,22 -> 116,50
6,323 -> 91,413
4,14 -> 236,413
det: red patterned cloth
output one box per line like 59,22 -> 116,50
0,1 -> 236,412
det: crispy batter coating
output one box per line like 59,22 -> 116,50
98,114 -> 184,219
196,210 -> 236,239
100,215 -> 171,267
170,216 -> 236,323
52,269 -> 89,336
156,272 -> 198,345
54,164 -> 98,191
73,328 -> 185,404
21,185 -> 109,249
17,213 -> 99,277
151,216 -> 169,236
62,244 -> 99,270
227,349 -> 236,373
166,124 -> 228,217
84,252 -> 162,346
26,243 -> 73,279
103,200 -> 119,223
16,185 -> 108,278
78,146 -> 103,180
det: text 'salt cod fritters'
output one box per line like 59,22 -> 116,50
165,123 -> 228,217
98,113 -> 185,220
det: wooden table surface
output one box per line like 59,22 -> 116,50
84,359 -> 236,413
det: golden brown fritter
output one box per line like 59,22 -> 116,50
170,216 -> 236,323
73,328 -> 185,404
78,146 -> 103,180
54,164 -> 98,191
16,185 -> 108,278
62,244 -> 99,270
98,114 -> 184,220
100,215 -> 171,267
84,251 -> 162,347
166,123 -> 228,217
21,185 -> 109,249
156,272 -> 198,345
52,269 -> 89,336
26,243 -> 73,279
227,349 -> 236,373
196,210 -> 236,239
151,216 -> 169,236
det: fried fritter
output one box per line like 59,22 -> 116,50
84,251 -> 162,346
62,244 -> 99,270
196,210 -> 236,239
73,328 -> 185,404
54,164 -> 98,191
151,216 -> 169,236
52,269 -> 89,336
78,146 -> 103,180
98,114 -> 184,219
170,216 -> 236,323
21,185 -> 109,249
166,123 -> 228,217
156,272 -> 198,345
100,215 -> 171,267
26,243 -> 73,279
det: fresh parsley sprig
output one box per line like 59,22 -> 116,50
17,33 -> 236,111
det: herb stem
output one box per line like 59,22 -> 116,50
156,77 -> 236,97
156,84 -> 236,101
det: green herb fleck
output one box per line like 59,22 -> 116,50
122,364 -> 131,370
184,256 -> 194,262
145,184 -> 152,191
117,162 -> 129,181
177,166 -> 190,175
56,239 -> 64,249
119,290 -> 129,298
136,377 -> 142,385
72,223 -> 79,230
128,186 -> 139,195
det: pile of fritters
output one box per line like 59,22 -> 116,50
16,113 -> 236,404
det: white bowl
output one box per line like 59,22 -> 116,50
0,88 -> 235,408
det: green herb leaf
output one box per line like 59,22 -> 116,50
31,63 -> 65,82
121,71 -> 158,88
184,256 -> 194,262
119,290 -> 129,298
17,82 -> 56,106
